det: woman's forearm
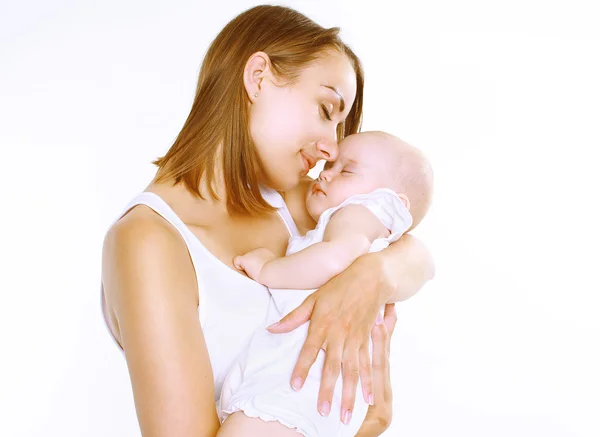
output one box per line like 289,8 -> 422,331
369,233 -> 435,304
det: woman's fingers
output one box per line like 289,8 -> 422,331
371,317 -> 390,403
289,309 -> 329,390
339,342 -> 361,424
359,343 -> 374,405
317,338 -> 343,417
366,319 -> 393,433
370,303 -> 396,406
383,303 -> 398,342
267,294 -> 316,333
268,285 -> 390,423
315,337 -> 365,424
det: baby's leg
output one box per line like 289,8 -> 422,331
217,412 -> 303,437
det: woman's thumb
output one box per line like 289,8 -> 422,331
267,295 -> 315,333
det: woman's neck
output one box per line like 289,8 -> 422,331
146,154 -> 231,221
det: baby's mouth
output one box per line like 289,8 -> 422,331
312,182 -> 326,195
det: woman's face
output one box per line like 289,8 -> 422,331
248,51 -> 358,191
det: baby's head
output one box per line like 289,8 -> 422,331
306,131 -> 433,231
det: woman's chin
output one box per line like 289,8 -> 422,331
267,174 -> 300,192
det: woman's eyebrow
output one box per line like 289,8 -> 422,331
321,85 -> 345,112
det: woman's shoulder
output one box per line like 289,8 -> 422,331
102,204 -> 199,308
104,205 -> 185,264
106,204 -> 177,244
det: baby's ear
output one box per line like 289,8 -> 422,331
397,193 -> 411,210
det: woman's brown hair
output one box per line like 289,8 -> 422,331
153,5 -> 364,215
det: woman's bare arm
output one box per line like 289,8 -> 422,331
363,232 -> 436,304
102,209 -> 220,437
280,180 -> 435,424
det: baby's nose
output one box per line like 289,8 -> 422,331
318,169 -> 332,182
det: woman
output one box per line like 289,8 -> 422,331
101,5 -> 434,437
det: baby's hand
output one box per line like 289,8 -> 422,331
233,248 -> 277,283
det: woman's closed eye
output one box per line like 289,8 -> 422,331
320,104 -> 332,121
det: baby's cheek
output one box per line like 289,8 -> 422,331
327,190 -> 346,209
306,197 -> 324,219
340,181 -> 365,202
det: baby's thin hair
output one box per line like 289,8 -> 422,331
367,131 -> 434,230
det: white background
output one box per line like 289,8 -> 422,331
1,0 -> 599,436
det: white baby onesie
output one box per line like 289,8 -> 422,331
217,188 -> 413,437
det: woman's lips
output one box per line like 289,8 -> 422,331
301,154 -> 310,174
300,152 -> 316,175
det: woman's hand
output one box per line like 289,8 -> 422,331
355,303 -> 397,436
266,253 -> 390,422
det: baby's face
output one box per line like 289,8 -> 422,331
306,134 -> 395,220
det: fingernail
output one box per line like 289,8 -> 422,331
368,394 -> 374,405
319,401 -> 330,417
343,410 -> 352,424
375,313 -> 384,325
292,377 -> 303,391
266,321 -> 280,330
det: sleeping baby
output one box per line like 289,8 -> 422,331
217,131 -> 434,437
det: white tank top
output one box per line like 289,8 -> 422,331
101,186 -> 300,400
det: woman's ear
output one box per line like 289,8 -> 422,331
243,51 -> 272,103
397,193 -> 411,211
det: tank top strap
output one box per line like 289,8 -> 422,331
119,192 -> 191,236
116,192 -> 208,326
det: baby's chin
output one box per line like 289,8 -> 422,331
306,197 -> 328,221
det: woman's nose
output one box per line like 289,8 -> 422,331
316,138 -> 339,162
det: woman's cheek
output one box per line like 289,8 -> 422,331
272,96 -> 306,134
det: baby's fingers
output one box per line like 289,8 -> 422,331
233,256 -> 244,270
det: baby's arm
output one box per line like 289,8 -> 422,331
235,204 -> 389,289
